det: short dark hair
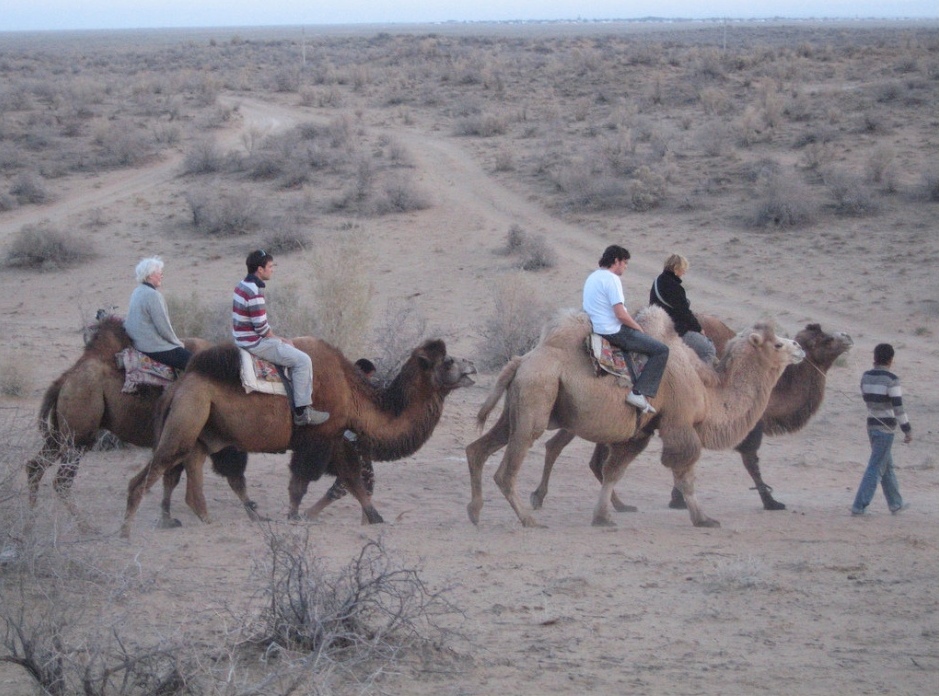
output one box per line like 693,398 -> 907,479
873,343 -> 895,366
599,245 -> 630,268
354,358 -> 376,375
246,249 -> 273,274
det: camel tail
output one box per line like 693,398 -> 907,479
36,377 -> 64,439
476,356 -> 523,430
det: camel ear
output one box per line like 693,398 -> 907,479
748,331 -> 764,347
417,353 -> 432,370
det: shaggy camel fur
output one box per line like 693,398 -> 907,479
24,317 -> 251,532
529,318 -> 853,513
121,338 -> 475,537
465,306 -> 804,528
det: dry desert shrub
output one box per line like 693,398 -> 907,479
185,187 -> 262,236
748,170 -> 818,229
182,137 -> 223,174
823,169 -> 882,217
308,242 -> 373,354
478,274 -> 555,370
9,172 -> 50,205
453,113 -> 508,137
164,291 -> 231,343
0,352 -> 32,397
500,225 -> 557,271
3,222 -> 96,271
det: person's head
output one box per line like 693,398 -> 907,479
598,245 -> 630,269
663,253 -> 689,276
246,249 -> 274,276
873,343 -> 895,367
135,256 -> 164,286
354,358 -> 376,376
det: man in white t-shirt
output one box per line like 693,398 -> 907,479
583,245 -> 669,414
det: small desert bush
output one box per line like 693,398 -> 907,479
259,225 -> 310,254
164,291 -> 230,343
3,222 -> 95,270
748,171 -> 818,229
823,169 -> 881,217
308,243 -> 373,353
0,353 -> 32,397
865,145 -> 897,187
185,188 -> 262,236
477,274 -> 555,370
500,225 -> 558,271
9,172 -> 50,205
181,137 -> 223,174
369,173 -> 432,215
453,114 -> 508,137
371,299 -> 429,381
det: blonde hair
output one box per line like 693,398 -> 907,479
135,256 -> 164,284
663,253 -> 689,274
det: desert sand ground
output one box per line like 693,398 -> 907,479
1,20 -> 938,695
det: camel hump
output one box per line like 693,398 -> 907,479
538,308 -> 592,349
187,344 -> 242,386
634,305 -> 677,342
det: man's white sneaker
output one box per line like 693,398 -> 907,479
294,406 -> 330,426
626,391 -> 656,414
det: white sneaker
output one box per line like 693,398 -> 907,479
626,391 -> 656,414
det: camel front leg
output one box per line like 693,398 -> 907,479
593,438 -> 648,527
661,431 -> 718,528
50,449 -> 97,535
530,429 -> 576,510
735,424 -> 786,511
25,438 -> 62,508
465,408 -> 510,525
122,446 -> 191,538
210,447 -> 267,522
180,445 -> 211,524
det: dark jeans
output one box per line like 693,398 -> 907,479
602,326 -> 669,398
143,347 -> 192,371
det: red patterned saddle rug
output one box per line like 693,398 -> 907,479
116,347 -> 176,393
585,334 -> 648,389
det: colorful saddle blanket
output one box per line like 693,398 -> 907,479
116,347 -> 176,393
239,348 -> 288,396
585,334 -> 648,388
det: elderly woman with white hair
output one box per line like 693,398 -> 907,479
649,253 -> 716,364
124,256 -> 192,371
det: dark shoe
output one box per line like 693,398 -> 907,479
626,391 -> 656,414
293,406 -> 330,426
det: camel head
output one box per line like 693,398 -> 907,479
411,339 -> 477,392
742,323 -> 805,367
794,323 -> 853,370
83,315 -> 132,359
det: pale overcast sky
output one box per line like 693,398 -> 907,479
2,1 -> 936,32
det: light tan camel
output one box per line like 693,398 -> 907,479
121,338 -> 475,538
465,306 -> 804,528
529,317 -> 852,513
25,317 -> 253,532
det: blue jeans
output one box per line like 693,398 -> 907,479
852,429 -> 904,513
602,326 -> 669,398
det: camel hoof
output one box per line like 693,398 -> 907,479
467,503 -> 481,526
363,509 -> 384,525
520,516 -> 546,529
592,516 -> 616,528
243,501 -> 269,522
612,501 -> 639,513
158,517 -> 183,529
762,498 -> 787,511
669,488 -> 688,510
288,510 -> 302,521
529,492 -> 544,510
693,518 -> 721,528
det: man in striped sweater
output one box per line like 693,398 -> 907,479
851,343 -> 912,516
233,250 -> 329,427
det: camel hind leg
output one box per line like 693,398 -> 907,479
530,429 -> 575,510
465,407 -> 510,525
593,436 -> 651,527
586,443 -> 639,513
25,436 -> 64,508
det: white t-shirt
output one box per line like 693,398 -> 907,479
583,268 -> 625,335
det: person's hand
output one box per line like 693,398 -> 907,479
903,432 -> 912,444
282,337 -> 294,347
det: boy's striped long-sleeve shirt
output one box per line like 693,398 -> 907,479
232,274 -> 270,348
861,368 -> 911,434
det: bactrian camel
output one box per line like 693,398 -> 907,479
25,317 -> 252,532
465,306 -> 804,529
529,317 -> 852,513
122,338 -> 475,538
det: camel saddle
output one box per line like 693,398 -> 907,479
585,334 -> 648,389
116,347 -> 177,393
239,348 -> 288,397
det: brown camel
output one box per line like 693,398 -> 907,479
465,306 -> 804,528
121,338 -> 475,538
25,316 -> 254,531
527,318 -> 852,513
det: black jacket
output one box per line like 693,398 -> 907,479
649,270 -> 702,336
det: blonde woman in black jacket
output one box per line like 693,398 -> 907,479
649,253 -> 716,364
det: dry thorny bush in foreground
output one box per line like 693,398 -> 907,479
0,409 -> 461,694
